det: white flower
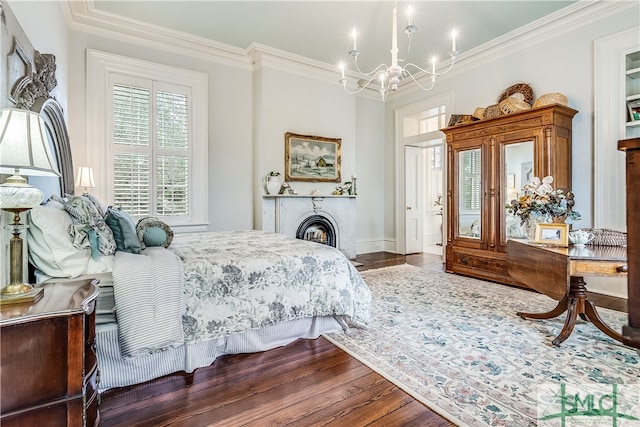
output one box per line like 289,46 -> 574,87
542,176 -> 553,185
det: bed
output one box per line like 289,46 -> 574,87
26,197 -> 371,392
18,96 -> 370,392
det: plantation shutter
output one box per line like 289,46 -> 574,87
155,91 -> 189,216
111,80 -> 191,219
462,150 -> 481,210
113,84 -> 151,215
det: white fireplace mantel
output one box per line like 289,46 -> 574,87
262,195 -> 356,259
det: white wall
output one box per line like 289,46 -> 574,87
253,66 -> 358,210
355,96 -> 386,254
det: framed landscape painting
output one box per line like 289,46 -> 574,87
285,132 -> 341,182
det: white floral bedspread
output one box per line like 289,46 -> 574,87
169,231 -> 371,344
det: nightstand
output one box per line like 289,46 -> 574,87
0,279 -> 100,427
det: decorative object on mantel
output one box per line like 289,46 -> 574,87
264,171 -> 281,195
311,189 -> 322,196
278,182 -> 297,195
338,1 -> 460,100
506,175 -> 581,242
332,181 -> 353,195
351,174 -> 357,195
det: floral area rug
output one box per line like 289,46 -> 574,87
324,264 -> 639,426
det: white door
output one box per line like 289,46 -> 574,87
405,146 -> 424,253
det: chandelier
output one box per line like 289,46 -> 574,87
339,2 -> 460,100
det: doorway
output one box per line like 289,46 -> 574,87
404,143 -> 444,255
395,95 -> 450,256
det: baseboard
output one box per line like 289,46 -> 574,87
355,238 -> 395,255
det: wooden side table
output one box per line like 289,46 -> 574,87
507,240 -> 628,346
0,279 -> 100,426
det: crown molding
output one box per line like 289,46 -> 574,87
62,0 -> 637,102
62,0 -> 251,70
392,0 -> 638,100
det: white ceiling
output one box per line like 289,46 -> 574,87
92,1 -> 577,72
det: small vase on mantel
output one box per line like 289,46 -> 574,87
265,174 -> 281,195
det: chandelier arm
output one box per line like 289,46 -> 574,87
397,35 -> 413,63
402,70 -> 437,91
353,60 -> 389,77
341,71 -> 388,94
403,59 -> 457,77
402,63 -> 430,74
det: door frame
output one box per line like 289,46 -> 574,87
394,92 -> 453,254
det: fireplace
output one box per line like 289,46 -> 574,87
262,195 -> 356,259
296,215 -> 336,247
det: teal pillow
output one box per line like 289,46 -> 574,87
136,217 -> 174,248
143,226 -> 168,247
105,207 -> 141,254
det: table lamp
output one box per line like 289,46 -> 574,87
76,166 -> 95,194
0,108 -> 61,304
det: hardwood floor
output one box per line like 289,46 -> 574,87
99,251 -> 626,426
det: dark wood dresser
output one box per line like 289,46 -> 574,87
619,137 -> 640,348
1,279 -> 100,426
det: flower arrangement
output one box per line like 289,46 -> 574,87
506,176 -> 581,224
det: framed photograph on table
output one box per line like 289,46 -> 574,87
285,132 -> 341,182
534,223 -> 569,247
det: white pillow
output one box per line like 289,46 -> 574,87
27,204 -> 110,278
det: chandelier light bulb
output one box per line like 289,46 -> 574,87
451,28 -> 457,52
351,28 -> 357,51
407,5 -> 413,26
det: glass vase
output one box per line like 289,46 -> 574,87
526,214 -> 552,242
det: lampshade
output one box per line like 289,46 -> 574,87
0,108 -> 61,177
76,166 -> 95,189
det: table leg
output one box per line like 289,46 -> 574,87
584,299 -> 626,343
517,297 -> 568,320
518,276 -> 627,346
552,297 -> 579,346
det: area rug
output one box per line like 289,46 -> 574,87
324,264 -> 640,426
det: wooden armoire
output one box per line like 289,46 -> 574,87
442,104 -> 578,286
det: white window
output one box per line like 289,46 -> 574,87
87,50 -> 208,231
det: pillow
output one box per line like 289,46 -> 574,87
28,204 -> 87,278
52,194 -> 116,258
105,207 -> 141,254
136,217 -> 174,248
82,193 -> 108,217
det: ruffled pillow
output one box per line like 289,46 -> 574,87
136,217 -> 174,248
